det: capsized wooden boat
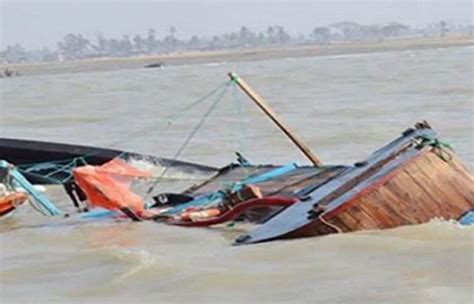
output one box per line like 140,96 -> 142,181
235,122 -> 474,245
0,138 -> 218,185
62,74 -> 474,239
3,73 -> 472,244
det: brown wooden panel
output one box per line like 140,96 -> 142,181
386,171 -> 440,218
410,152 -> 474,212
376,186 -> 424,224
318,151 -> 473,236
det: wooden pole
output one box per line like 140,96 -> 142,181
228,72 -> 323,166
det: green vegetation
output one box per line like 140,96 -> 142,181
1,21 -> 472,64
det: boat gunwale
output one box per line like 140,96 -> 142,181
235,127 -> 440,244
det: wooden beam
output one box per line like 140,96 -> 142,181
228,72 -> 323,166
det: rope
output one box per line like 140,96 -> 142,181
417,136 -> 454,162
105,81 -> 231,150
232,83 -> 245,155
318,213 -> 342,233
18,159 -> 82,184
231,82 -> 254,177
27,196 -> 51,216
14,81 -> 231,184
17,157 -> 91,185
144,81 -> 231,198
42,157 -> 87,178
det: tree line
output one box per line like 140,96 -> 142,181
1,21 -> 472,63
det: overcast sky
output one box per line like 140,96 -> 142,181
1,0 -> 472,49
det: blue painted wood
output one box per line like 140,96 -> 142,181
81,208 -> 118,219
242,163 -> 299,184
0,160 -> 62,216
459,210 -> 474,225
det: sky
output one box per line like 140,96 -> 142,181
1,0 -> 472,49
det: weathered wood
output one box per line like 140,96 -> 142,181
184,164 -> 346,224
187,165 -> 346,198
287,149 -> 474,239
235,125 -> 474,245
228,72 -> 323,166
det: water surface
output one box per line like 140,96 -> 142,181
0,46 -> 473,303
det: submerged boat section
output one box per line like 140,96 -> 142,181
235,123 -> 474,245
0,138 -> 218,185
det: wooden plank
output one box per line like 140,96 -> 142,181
384,170 -> 443,220
337,204 -> 380,230
358,194 -> 403,228
361,188 -> 409,227
376,186 -> 423,224
229,72 -> 323,166
411,152 -> 473,212
405,163 -> 465,217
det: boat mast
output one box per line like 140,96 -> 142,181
228,72 -> 323,166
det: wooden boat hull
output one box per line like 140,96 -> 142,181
0,192 -> 28,217
285,150 -> 473,238
235,124 -> 474,245
0,138 -> 217,184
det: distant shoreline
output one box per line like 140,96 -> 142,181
2,35 -> 473,77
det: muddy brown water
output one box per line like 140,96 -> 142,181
0,46 -> 473,303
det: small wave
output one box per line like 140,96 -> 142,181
323,52 -> 375,60
201,61 -> 227,67
109,248 -> 159,281
127,158 -> 214,180
161,61 -> 228,71
354,218 -> 473,242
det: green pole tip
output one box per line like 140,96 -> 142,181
228,72 -> 240,82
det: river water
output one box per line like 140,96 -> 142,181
0,46 -> 473,303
